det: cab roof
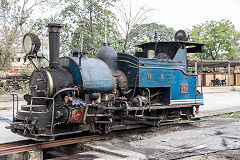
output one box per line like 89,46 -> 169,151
136,41 -> 205,53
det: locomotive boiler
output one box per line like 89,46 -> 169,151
11,24 -> 204,141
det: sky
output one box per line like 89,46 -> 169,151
115,0 -> 240,31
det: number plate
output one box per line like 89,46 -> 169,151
180,85 -> 189,94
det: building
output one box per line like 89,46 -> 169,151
188,60 -> 240,86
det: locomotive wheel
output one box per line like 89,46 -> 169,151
180,108 -> 194,120
186,113 -> 193,120
185,108 -> 194,120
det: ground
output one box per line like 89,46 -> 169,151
50,114 -> 240,160
0,86 -> 240,159
88,115 -> 240,160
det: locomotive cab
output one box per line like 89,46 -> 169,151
118,30 -> 204,118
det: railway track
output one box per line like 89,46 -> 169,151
0,119 -> 198,156
0,118 -> 213,156
0,135 -> 105,156
0,112 -> 236,157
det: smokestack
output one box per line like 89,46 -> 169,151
47,23 -> 62,67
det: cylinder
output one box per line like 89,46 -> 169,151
47,23 -> 62,67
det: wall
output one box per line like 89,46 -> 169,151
197,73 -> 240,86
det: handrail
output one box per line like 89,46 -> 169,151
11,93 -> 18,122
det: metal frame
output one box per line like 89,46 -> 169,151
30,97 -> 55,135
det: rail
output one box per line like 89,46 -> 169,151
1,111 -> 233,156
0,135 -> 104,156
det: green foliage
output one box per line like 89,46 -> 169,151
0,80 -> 29,95
17,81 -> 29,94
0,0 -> 55,70
0,47 -> 11,70
190,20 -> 240,60
0,84 -> 8,95
57,0 -> 122,57
19,68 -> 34,76
127,23 -> 176,54
203,111 -> 240,119
230,87 -> 240,92
0,0 -> 122,70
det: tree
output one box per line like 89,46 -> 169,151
190,20 -> 240,60
57,0 -> 121,57
127,23 -> 176,53
115,1 -> 151,52
0,0 -> 54,70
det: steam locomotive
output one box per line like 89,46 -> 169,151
11,23 -> 204,141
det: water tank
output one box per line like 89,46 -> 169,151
59,56 -> 114,93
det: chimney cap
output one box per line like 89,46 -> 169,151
47,23 -> 62,33
47,23 -> 62,28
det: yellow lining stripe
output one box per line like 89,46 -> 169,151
46,71 -> 54,97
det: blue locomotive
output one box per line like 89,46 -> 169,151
11,24 -> 204,141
